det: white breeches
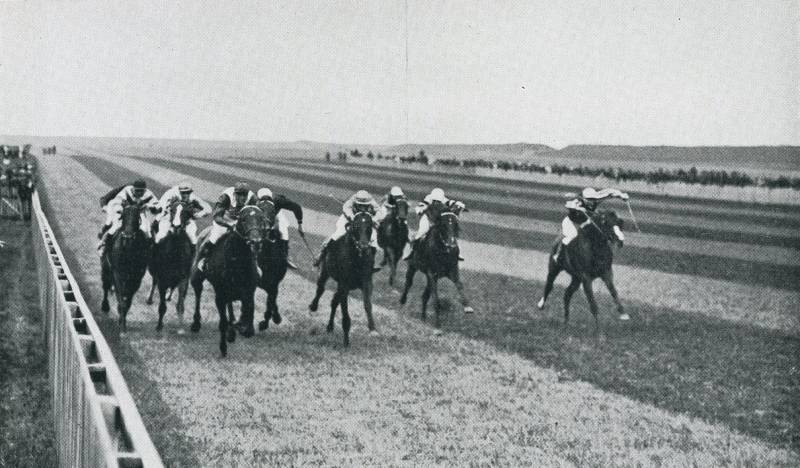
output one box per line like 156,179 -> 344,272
155,216 -> 198,244
329,215 -> 378,247
561,217 -> 578,244
274,211 -> 289,241
105,210 -> 153,238
207,222 -> 230,244
413,214 -> 431,240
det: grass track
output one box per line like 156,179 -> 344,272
67,150 -> 800,450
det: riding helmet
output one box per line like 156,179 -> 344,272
234,182 -> 249,194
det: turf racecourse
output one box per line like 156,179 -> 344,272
34,147 -> 799,465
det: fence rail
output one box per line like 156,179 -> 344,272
31,191 -> 163,468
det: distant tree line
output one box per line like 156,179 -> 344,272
326,150 -> 800,190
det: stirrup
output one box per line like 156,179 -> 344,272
286,258 -> 298,270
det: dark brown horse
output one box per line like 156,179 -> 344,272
149,200 -> 195,332
400,206 -> 473,329
537,209 -> 629,331
252,199 -> 290,332
377,197 -> 409,286
190,206 -> 266,357
101,202 -> 152,332
308,211 -> 378,347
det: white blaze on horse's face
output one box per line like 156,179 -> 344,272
613,225 -> 625,241
172,204 -> 183,227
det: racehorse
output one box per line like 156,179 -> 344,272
536,209 -> 628,331
12,170 -> 34,221
308,211 -> 378,347
377,197 -> 409,286
100,202 -> 152,332
190,206 -> 266,357
149,200 -> 195,332
400,205 -> 473,328
253,199 -> 290,332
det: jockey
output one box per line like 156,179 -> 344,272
552,187 -> 629,262
376,185 -> 406,219
195,182 -> 258,271
256,187 -> 304,242
257,187 -> 304,269
403,187 -> 466,260
313,189 -> 384,267
97,179 -> 160,255
154,183 -> 212,245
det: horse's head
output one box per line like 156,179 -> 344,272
120,202 -> 142,237
394,197 -> 409,221
433,210 -> 460,253
169,201 -> 194,232
235,206 -> 267,254
256,199 -> 279,243
593,209 -> 625,247
348,211 -> 374,256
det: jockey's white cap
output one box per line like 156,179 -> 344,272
565,199 -> 582,210
389,186 -> 404,196
354,189 -> 373,204
257,188 -> 273,199
178,183 -> 193,193
582,187 -> 600,199
429,187 -> 446,203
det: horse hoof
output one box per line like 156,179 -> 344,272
190,322 -> 201,333
618,313 -> 630,321
272,313 -> 282,325
155,324 -> 163,332
309,302 -> 318,312
101,303 -> 109,314
146,299 -> 154,305
326,324 -> 334,333
369,330 -> 379,337
240,325 -> 255,338
220,348 -> 227,358
399,295 -> 407,305
537,298 -> 546,310
227,328 -> 237,342
464,306 -> 474,314
433,329 -> 443,337
258,320 -> 268,331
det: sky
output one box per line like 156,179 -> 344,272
1,0 -> 797,147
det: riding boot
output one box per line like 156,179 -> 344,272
313,239 -> 330,267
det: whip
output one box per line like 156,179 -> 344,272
297,227 -> 317,259
625,200 -> 642,233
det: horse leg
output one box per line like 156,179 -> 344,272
581,277 -> 600,334
563,276 -> 581,326
601,270 -> 629,321
190,270 -> 203,332
309,268 -> 329,312
450,268 -> 473,313
175,278 -> 188,332
239,294 -> 255,338
101,263 -> 111,313
259,287 -> 272,332
156,284 -> 167,332
215,296 -> 228,357
538,261 -> 562,310
428,272 -> 443,328
339,288 -> 351,347
146,276 -> 157,305
362,278 -> 377,333
167,288 -> 174,301
421,277 -> 431,321
327,291 -> 340,333
387,248 -> 397,287
399,264 -> 417,305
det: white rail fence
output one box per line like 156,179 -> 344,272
31,191 -> 163,468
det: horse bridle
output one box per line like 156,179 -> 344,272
232,205 -> 267,242
434,211 -> 459,248
348,211 -> 374,255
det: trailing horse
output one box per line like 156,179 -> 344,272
400,206 -> 473,328
149,200 -> 195,332
101,202 -> 152,332
377,197 -> 409,286
537,209 -> 629,331
308,211 -> 378,347
189,205 -> 266,357
253,199 -> 290,332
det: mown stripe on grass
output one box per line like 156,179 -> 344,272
236,156 -> 800,228
75,150 -> 800,333
92,154 -> 800,290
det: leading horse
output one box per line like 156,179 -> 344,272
400,205 -> 473,328
377,197 -> 409,286
253,199 -> 290,332
149,200 -> 195,332
101,202 -> 152,332
190,206 -> 266,357
537,209 -> 628,331
308,211 -> 378,347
